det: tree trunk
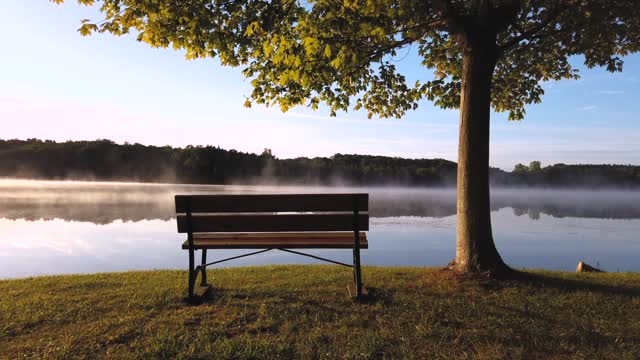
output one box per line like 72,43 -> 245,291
453,31 -> 509,273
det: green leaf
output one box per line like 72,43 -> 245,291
323,45 -> 331,58
78,23 -> 98,36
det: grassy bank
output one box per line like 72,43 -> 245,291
1,266 -> 639,359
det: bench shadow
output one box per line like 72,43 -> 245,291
357,286 -> 394,305
182,284 -> 392,308
507,270 -> 640,298
182,285 -> 227,305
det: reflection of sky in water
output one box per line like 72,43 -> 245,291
1,180 -> 640,278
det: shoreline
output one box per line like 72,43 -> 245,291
2,264 -> 639,282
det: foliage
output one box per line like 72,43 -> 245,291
529,160 -> 542,172
2,266 -> 640,358
514,160 -> 541,174
0,138 -> 457,186
52,0 -> 640,120
2,139 -> 640,188
513,163 -> 529,173
506,160 -> 640,188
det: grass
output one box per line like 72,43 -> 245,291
1,266 -> 640,359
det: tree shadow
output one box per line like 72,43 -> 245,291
506,270 -> 640,298
430,267 -> 640,299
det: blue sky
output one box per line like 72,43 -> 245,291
1,1 -> 639,170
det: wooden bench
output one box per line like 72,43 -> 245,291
175,193 -> 369,299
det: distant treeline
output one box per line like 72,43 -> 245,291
1,139 -> 639,188
0,139 -> 456,186
501,161 -> 640,188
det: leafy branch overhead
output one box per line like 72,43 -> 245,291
53,0 -> 640,120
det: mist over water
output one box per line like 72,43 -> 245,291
1,179 -> 639,277
3,179 -> 640,222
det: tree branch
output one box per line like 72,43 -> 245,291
432,0 -> 465,33
343,29 -> 430,79
497,3 -> 568,54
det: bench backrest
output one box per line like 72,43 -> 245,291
175,194 -> 369,233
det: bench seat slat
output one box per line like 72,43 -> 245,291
177,213 -> 369,233
181,232 -> 368,249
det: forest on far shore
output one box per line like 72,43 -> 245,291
1,138 -> 639,188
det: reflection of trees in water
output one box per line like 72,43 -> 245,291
512,206 -> 541,220
505,201 -> 640,220
374,191 -> 640,220
1,184 -> 640,223
512,207 -> 526,217
0,201 -> 174,224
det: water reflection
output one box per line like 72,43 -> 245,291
2,180 -> 640,224
1,180 -> 639,277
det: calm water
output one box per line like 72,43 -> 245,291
1,179 -> 639,278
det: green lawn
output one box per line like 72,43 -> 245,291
1,266 -> 639,359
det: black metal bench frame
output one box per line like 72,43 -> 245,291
175,194 -> 368,299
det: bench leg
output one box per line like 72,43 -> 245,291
200,249 -> 208,286
188,247 -> 195,298
353,248 -> 363,299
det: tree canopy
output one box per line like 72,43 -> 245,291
54,0 -> 640,120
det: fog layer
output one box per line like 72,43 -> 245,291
2,180 -> 640,224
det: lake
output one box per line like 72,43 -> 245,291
1,179 -> 639,278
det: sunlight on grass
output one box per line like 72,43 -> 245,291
1,266 -> 639,359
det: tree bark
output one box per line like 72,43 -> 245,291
453,30 -> 510,273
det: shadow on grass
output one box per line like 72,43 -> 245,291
508,270 -> 640,298
357,287 -> 394,305
415,267 -> 640,299
182,283 -> 394,308
182,285 -> 227,305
